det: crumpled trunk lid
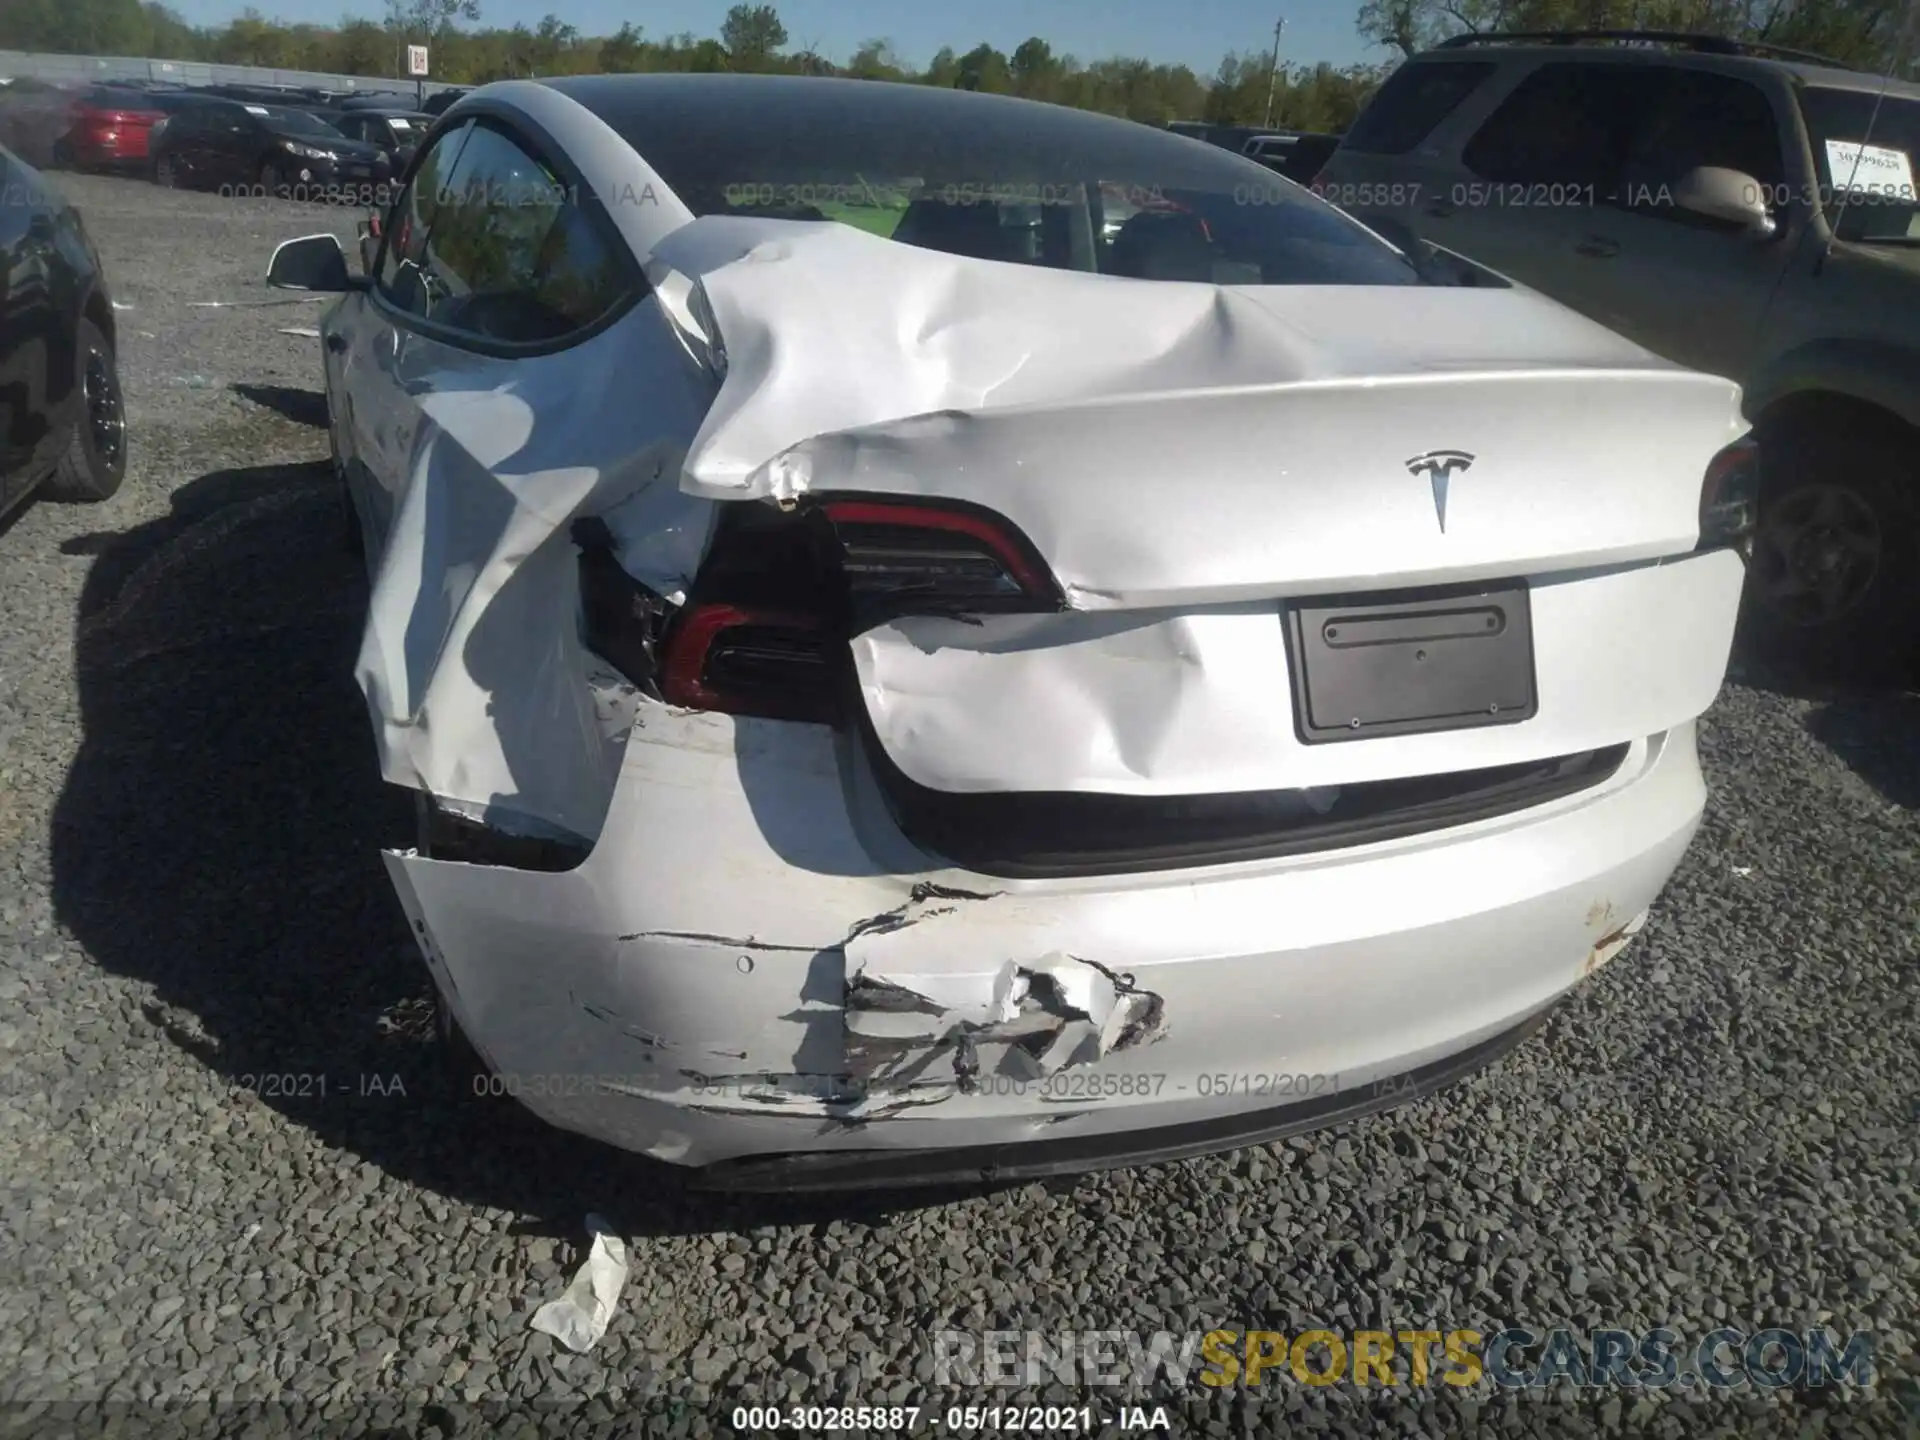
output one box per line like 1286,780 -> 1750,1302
661,216 -> 1746,606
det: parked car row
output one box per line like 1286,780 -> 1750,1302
0,72 -> 466,200
1165,119 -> 1343,185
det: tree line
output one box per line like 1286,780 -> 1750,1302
3,0 -> 1912,133
1360,0 -> 1914,73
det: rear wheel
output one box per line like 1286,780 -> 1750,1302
40,317 -> 127,503
1741,416 -> 1919,682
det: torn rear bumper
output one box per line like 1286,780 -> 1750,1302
688,1002 -> 1556,1192
382,709 -> 1706,1176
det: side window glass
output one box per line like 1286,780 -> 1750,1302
411,122 -> 633,345
1616,71 -> 1785,224
378,120 -> 472,318
1343,61 -> 1496,156
1462,63 -> 1660,191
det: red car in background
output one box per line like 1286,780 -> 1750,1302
57,86 -> 197,173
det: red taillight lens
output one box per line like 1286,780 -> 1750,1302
660,603 -> 834,722
1700,435 -> 1760,552
577,498 -> 1057,726
820,497 -> 1062,611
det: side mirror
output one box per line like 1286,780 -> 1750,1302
266,233 -> 354,291
1672,166 -> 1776,237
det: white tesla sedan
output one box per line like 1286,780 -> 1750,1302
266,74 -> 1754,1191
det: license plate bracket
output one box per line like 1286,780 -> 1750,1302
1284,582 -> 1537,743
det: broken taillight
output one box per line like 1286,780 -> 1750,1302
575,513 -> 843,725
576,497 -> 1061,726
820,497 -> 1063,614
1699,435 -> 1760,554
659,603 -> 836,722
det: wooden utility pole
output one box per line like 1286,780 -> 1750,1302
1262,17 -> 1286,129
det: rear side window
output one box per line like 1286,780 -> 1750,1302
379,120 -> 472,315
1462,63 -> 1660,187
1343,61 -> 1496,155
381,121 -> 636,345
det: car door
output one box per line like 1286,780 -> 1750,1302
224,108 -> 268,186
1554,67 -> 1798,380
186,103 -> 241,184
156,106 -> 200,182
1439,61 -> 1662,299
337,117 -> 667,782
0,152 -> 55,511
327,118 -> 474,564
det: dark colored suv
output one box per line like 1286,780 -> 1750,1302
1318,31 -> 1920,675
150,98 -> 393,203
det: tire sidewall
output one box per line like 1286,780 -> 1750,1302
39,317 -> 126,504
81,319 -> 126,492
1739,420 -> 1919,678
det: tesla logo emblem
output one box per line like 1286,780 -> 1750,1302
1405,450 -> 1476,533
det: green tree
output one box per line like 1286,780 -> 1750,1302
847,37 -> 906,80
954,42 -> 1011,92
598,21 -> 642,72
331,17 -> 388,74
384,0 -> 482,79
923,44 -> 962,87
143,2 -> 204,58
1009,36 -> 1058,97
1358,0 -> 1915,72
719,3 -> 787,68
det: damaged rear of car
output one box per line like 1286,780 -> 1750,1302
276,74 -> 1753,1190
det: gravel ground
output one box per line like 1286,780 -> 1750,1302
0,173 -> 1915,1439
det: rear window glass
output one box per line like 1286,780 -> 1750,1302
600,85 -> 1418,287
1343,61 -> 1496,155
260,106 -> 343,137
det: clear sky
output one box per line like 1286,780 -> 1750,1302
163,0 -> 1392,75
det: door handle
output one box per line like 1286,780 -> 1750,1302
324,332 -> 348,354
1574,235 -> 1621,258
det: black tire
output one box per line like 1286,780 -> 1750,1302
1739,417 -> 1920,683
39,317 -> 127,504
152,152 -> 178,188
259,159 -> 289,200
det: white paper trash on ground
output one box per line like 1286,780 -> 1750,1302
530,1213 -> 629,1353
